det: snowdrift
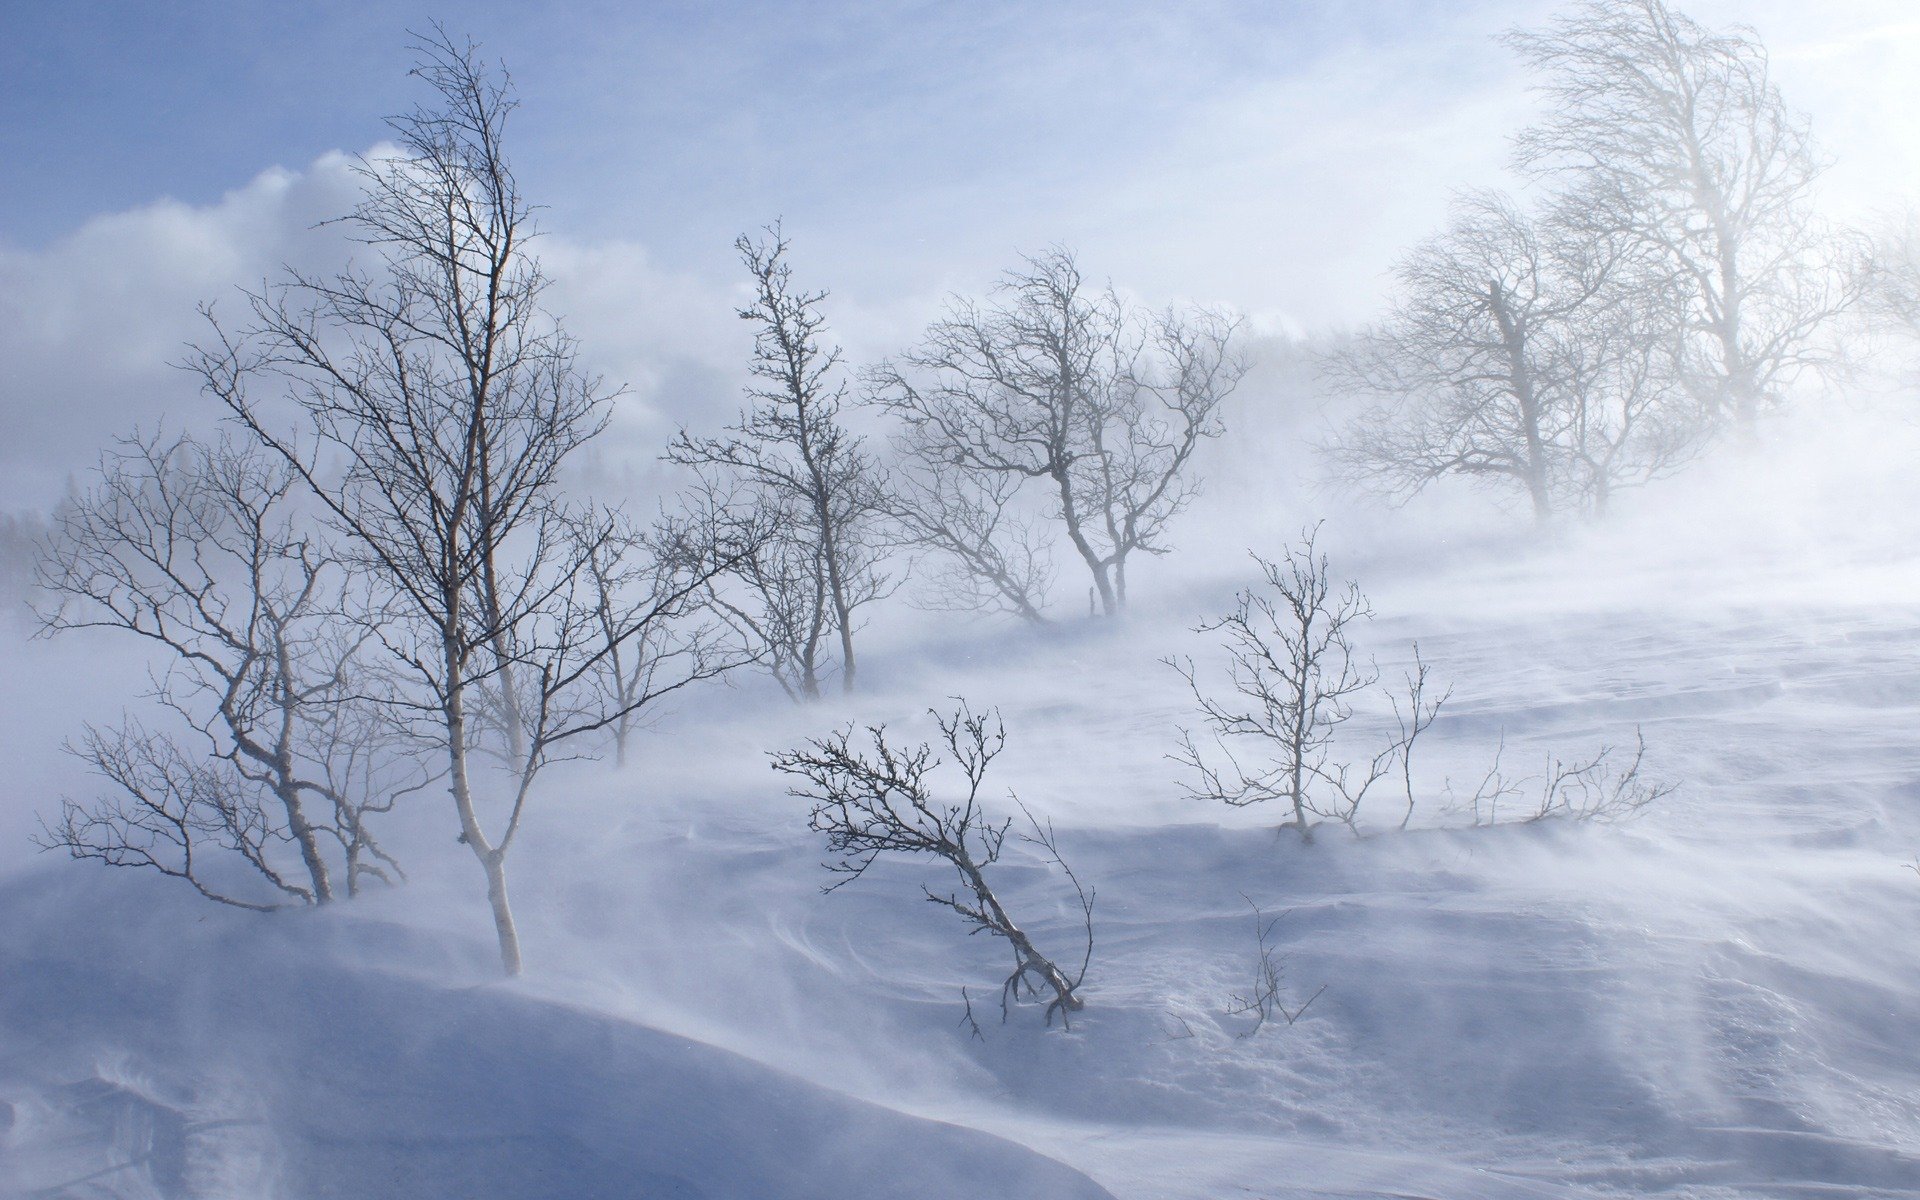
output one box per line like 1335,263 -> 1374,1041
0,870 -> 1114,1199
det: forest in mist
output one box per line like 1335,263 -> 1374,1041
3,1 -> 1920,1197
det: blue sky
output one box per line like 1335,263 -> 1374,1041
2,2 -> 1505,266
1,1 -> 1916,507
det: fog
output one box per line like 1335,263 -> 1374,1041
3,3 -> 1919,1198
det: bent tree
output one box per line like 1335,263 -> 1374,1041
773,703 -> 1094,1025
1508,0 -> 1855,435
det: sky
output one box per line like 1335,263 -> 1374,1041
1,0 -> 1918,508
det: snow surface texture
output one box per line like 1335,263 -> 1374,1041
4,409 -> 1920,1198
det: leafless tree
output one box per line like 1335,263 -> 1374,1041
198,30 -> 738,974
1330,190 -> 1705,521
1519,730 -> 1673,823
1328,192 -> 1585,521
1508,0 -> 1858,435
0,509 -> 50,623
1172,527 -> 1445,839
1172,528 -> 1374,839
669,226 -> 890,697
1391,647 -> 1450,830
1550,246 -> 1712,513
36,433 -> 414,907
870,248 -> 1245,617
772,702 -> 1094,1026
575,509 -> 745,767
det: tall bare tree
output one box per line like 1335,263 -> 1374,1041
200,30 -> 734,974
870,249 -> 1245,617
669,226 -> 890,697
1508,0 -> 1855,435
38,433 -> 413,908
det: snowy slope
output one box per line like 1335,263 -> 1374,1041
6,414 -> 1920,1199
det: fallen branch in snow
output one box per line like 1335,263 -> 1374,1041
773,701 -> 1094,1026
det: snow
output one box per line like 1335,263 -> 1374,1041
5,409 -> 1920,1198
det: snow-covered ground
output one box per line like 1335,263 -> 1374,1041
4,413 -> 1920,1199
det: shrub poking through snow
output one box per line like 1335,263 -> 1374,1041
773,702 -> 1094,1026
1224,896 -> 1326,1037
1451,729 -> 1674,825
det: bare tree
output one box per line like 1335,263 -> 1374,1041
1508,0 -> 1857,435
1390,647 -> 1450,830
669,226 -> 890,697
1550,246 -> 1712,514
37,433 -> 413,907
870,248 -> 1245,617
200,30 -> 735,974
1330,189 -> 1710,519
772,703 -> 1094,1026
1171,527 -> 1443,839
1449,729 -> 1672,825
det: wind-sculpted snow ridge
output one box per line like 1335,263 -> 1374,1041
0,870 -> 1116,1200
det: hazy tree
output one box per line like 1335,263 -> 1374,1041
669,227 -> 890,697
37,433 -> 413,907
1508,0 -> 1856,434
870,249 -> 1244,617
1864,210 -> 1920,380
200,30 -> 733,974
884,466 -> 1053,626
1552,254 -> 1710,513
0,509 -> 50,622
1330,190 -> 1707,519
576,509 -> 744,768
1328,192 -> 1593,521
773,702 -> 1094,1025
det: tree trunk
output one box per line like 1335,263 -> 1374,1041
1489,279 -> 1554,525
483,850 -> 523,977
1056,470 -> 1118,616
444,637 -> 523,976
281,788 -> 335,904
